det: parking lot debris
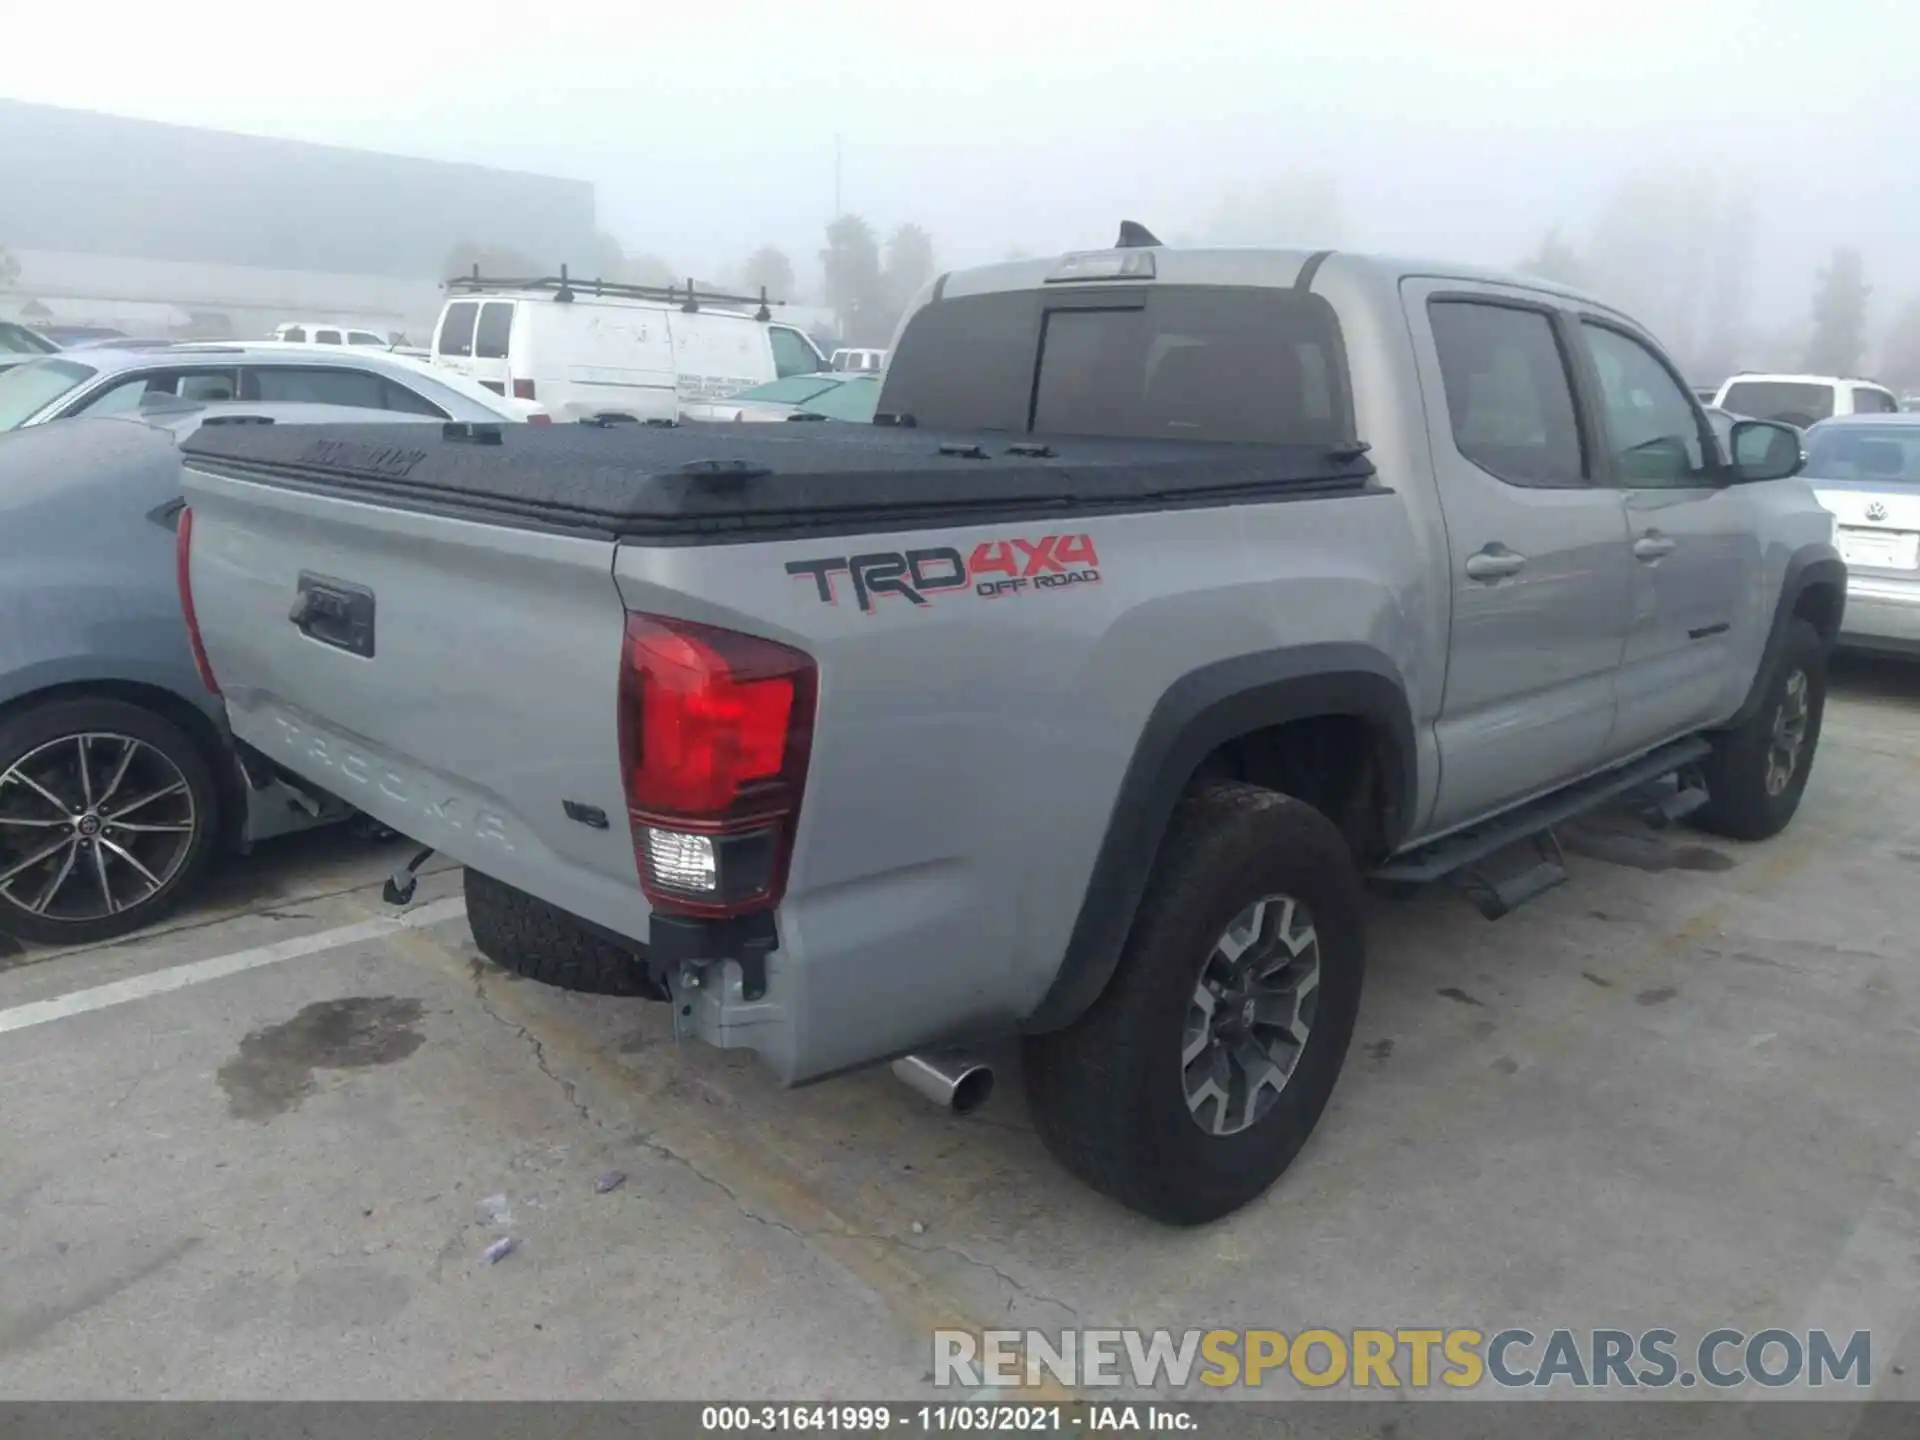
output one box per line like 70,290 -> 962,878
595,1169 -> 628,1194
483,1235 -> 520,1265
475,1194 -> 513,1227
911,1221 -> 926,1235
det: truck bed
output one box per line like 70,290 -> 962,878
180,421 -> 1379,542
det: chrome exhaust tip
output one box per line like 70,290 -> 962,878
891,1051 -> 995,1116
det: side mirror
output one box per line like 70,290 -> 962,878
1729,420 -> 1805,483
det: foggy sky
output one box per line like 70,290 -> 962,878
9,0 -> 1916,332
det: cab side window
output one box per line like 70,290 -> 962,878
1852,386 -> 1899,415
1428,299 -> 1587,488
1577,322 -> 1712,487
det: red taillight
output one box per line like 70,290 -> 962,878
617,613 -> 816,917
527,412 -> 552,425
512,378 -> 536,400
175,506 -> 221,696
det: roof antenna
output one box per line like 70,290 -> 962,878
554,264 -> 576,304
1115,220 -> 1163,249
755,284 -> 771,322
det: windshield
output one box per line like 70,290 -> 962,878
732,375 -> 842,406
1,322 -> 58,356
794,375 -> 880,421
1804,425 -> 1920,486
0,358 -> 97,429
1718,381 -> 1833,428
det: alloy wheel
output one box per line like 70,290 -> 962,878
1764,669 -> 1810,798
0,732 -> 198,927
1181,894 -> 1321,1137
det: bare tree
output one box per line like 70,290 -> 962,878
1205,171 -> 1347,248
1517,228 -> 1588,288
1804,248 -> 1871,376
883,223 -> 936,313
741,246 -> 797,302
442,240 -> 540,280
1880,299 -> 1920,394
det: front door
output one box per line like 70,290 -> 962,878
1572,319 -> 1763,753
1404,281 -> 1636,833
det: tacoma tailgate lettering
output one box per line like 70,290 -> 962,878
787,533 -> 1102,614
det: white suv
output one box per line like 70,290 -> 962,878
1714,373 -> 1900,428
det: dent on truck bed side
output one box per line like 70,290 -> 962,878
1023,642 -> 1414,1035
1718,542 -> 1845,731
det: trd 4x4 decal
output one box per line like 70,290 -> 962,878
786,535 -> 1102,614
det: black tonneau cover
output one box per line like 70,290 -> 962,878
181,421 -> 1380,543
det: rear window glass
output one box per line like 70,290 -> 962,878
280,326 -> 307,343
475,303 -> 513,360
1804,425 -> 1920,486
879,285 -> 1354,444
1719,381 -> 1834,427
0,359 -> 97,430
437,302 -> 479,359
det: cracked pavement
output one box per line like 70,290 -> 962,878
2,657 -> 1919,1400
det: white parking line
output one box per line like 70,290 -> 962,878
0,896 -> 468,1038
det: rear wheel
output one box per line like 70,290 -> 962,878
464,868 -> 664,998
1693,618 -> 1827,842
0,698 -> 221,946
1023,783 -> 1365,1224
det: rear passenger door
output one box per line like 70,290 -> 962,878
1572,319 -> 1762,753
467,302 -> 515,394
1404,281 -> 1635,832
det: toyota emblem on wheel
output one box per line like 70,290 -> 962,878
1865,501 -> 1888,522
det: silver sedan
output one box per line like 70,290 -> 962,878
1802,414 -> 1920,655
0,341 -> 545,431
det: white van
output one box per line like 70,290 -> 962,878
1713,373 -> 1901,428
273,322 -> 392,347
429,274 -> 827,423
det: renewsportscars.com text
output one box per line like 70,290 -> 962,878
934,1327 -> 1873,1391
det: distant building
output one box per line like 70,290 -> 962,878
0,99 -> 597,341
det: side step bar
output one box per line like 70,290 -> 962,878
1370,736 -> 1713,916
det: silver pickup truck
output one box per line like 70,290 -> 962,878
176,238 -> 1841,1223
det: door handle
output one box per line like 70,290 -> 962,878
1633,531 -> 1677,562
1464,545 -> 1527,583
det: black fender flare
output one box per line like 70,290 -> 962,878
1024,642 -> 1416,1034
1720,544 -> 1846,732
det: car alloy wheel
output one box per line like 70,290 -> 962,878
0,732 -> 199,927
1765,669 -> 1810,798
1181,893 -> 1322,1137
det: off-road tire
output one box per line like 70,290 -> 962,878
1693,618 -> 1827,842
0,697 -> 222,947
464,868 -> 664,998
1022,783 -> 1365,1225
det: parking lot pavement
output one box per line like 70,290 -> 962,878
3,660 -> 1918,1403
